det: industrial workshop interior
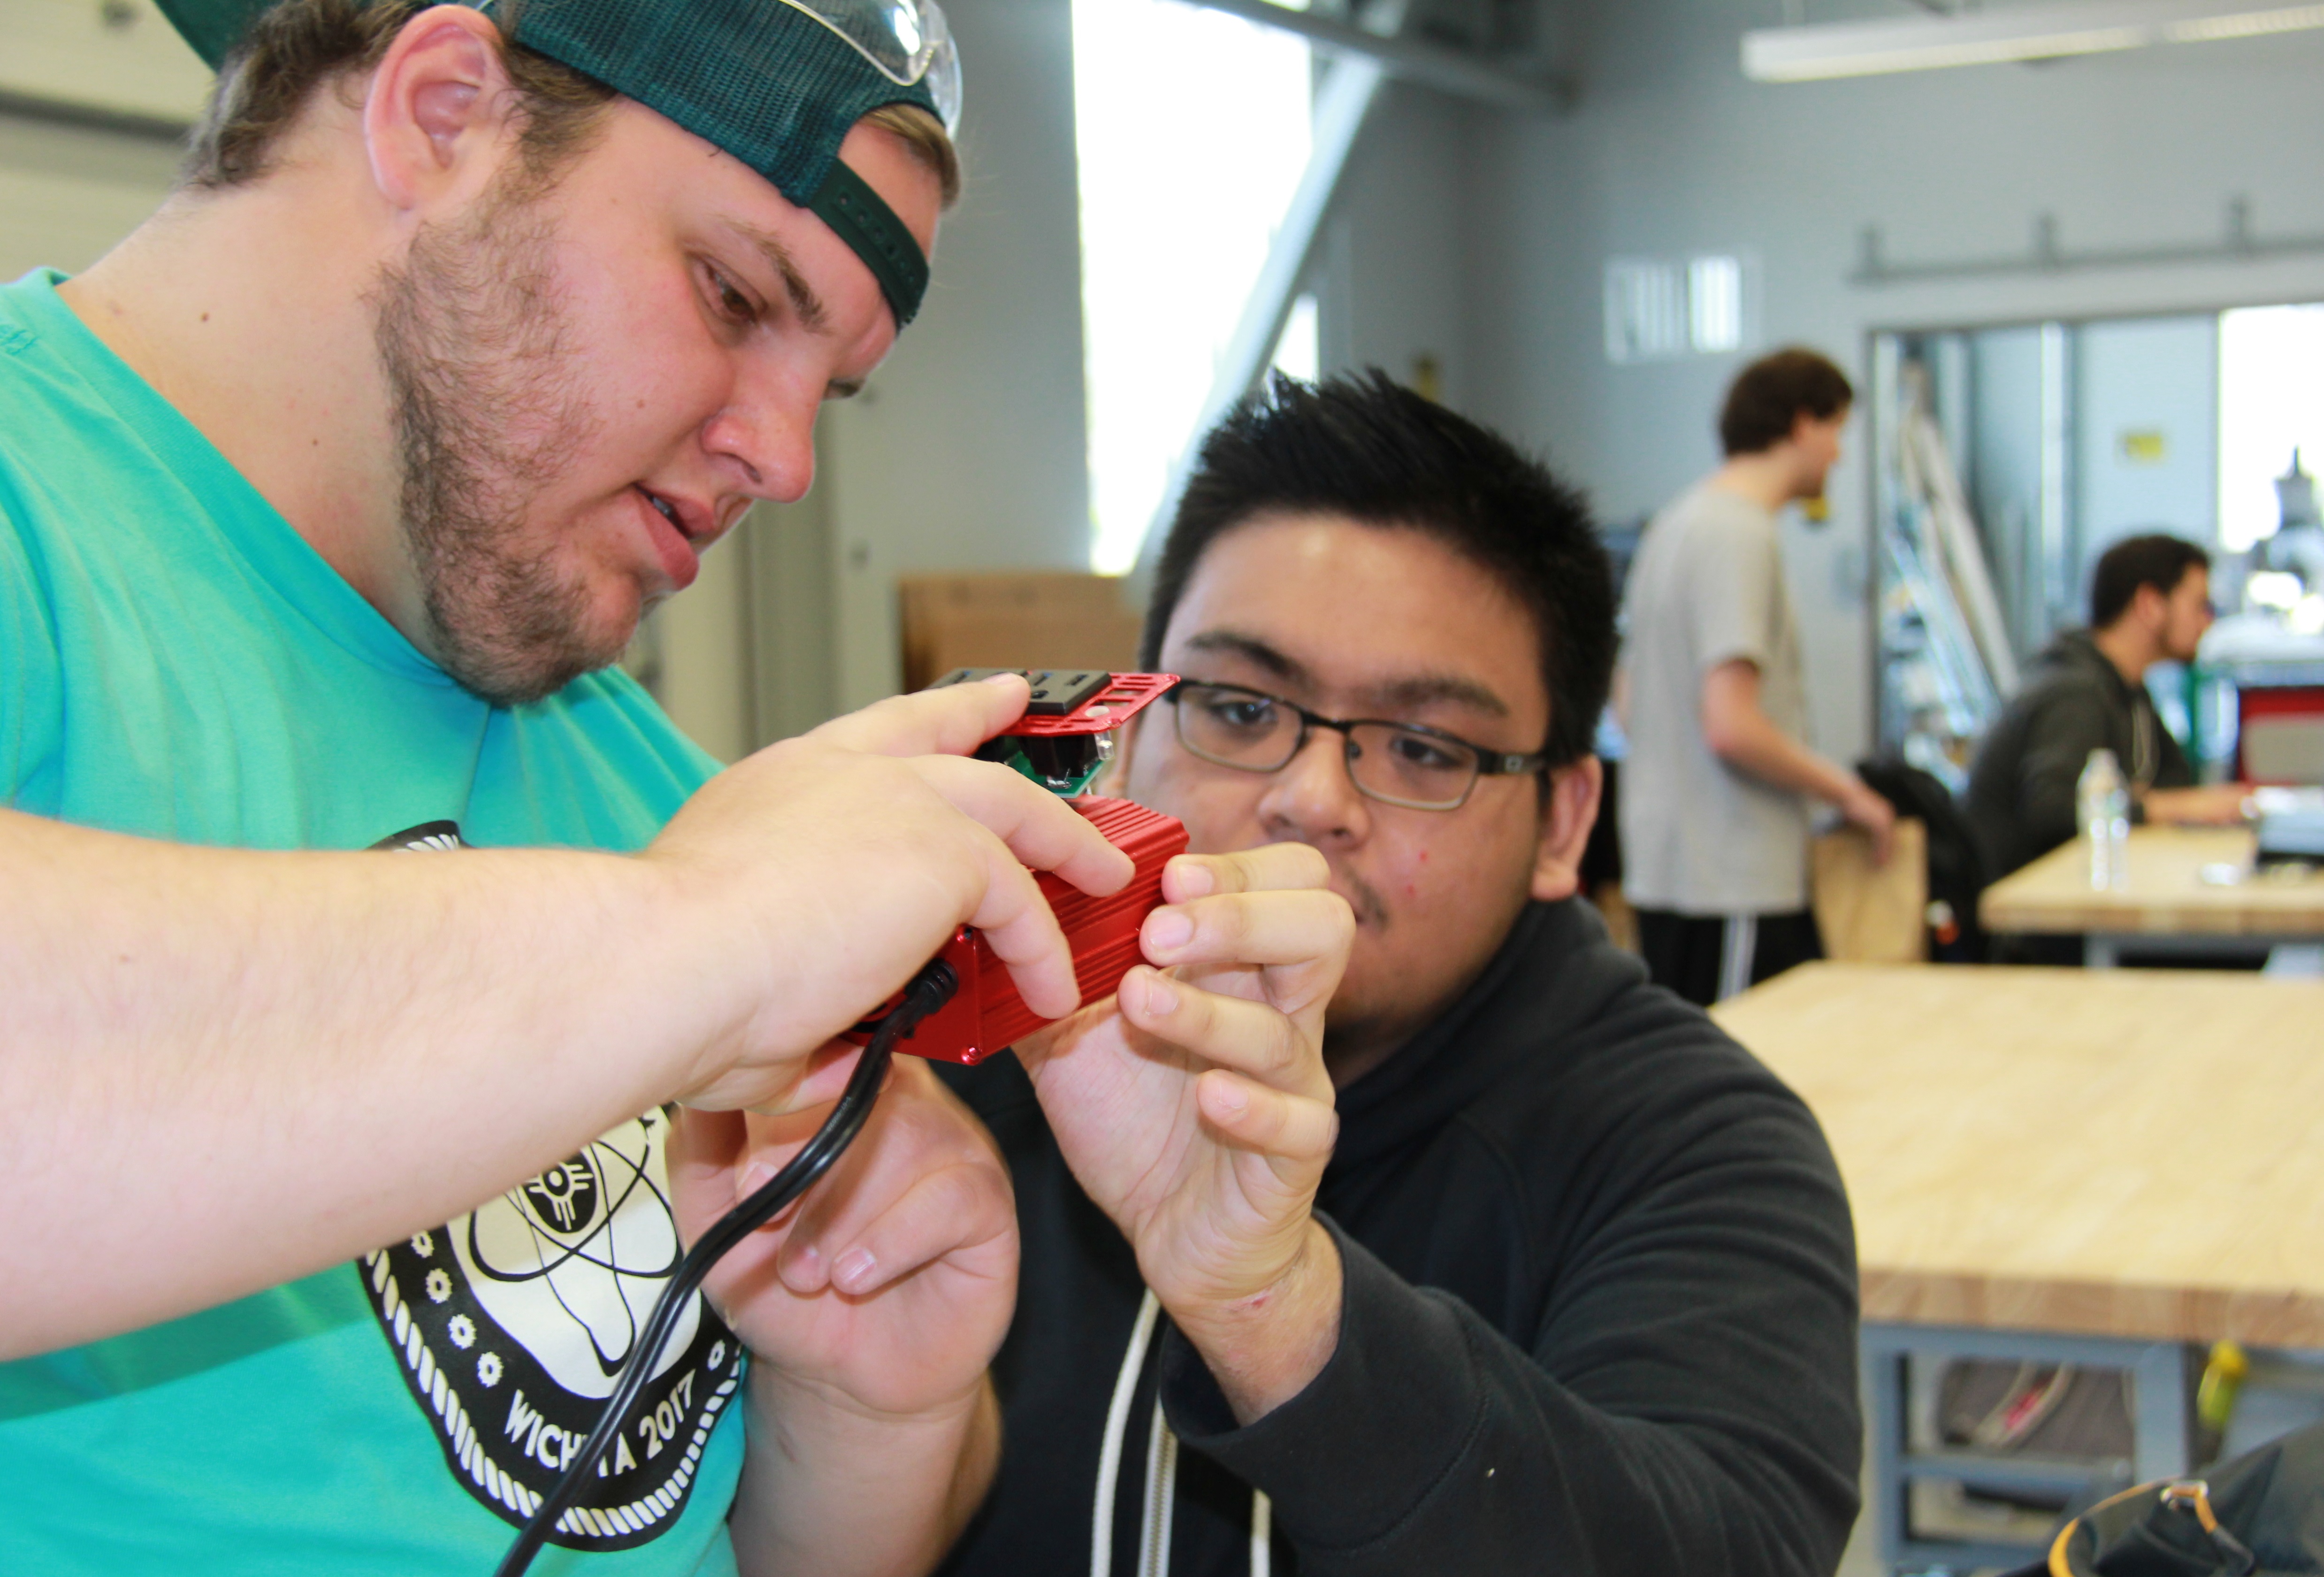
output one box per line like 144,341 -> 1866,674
8,0 -> 2324,1574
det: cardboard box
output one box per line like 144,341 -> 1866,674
898,572 -> 1147,692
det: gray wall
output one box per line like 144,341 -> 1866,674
1462,0 -> 2324,761
1318,82 -> 1477,411
2073,314 -> 2218,584
0,112 -> 180,279
818,0 -> 1096,711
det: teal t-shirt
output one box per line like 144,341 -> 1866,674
0,270 -> 746,1575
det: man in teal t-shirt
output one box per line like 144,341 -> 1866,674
0,0 -> 1061,1568
0,265 -> 756,1571
0,0 -> 1354,1570
0,0 -> 1248,1568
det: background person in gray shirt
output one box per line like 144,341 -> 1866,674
1619,349 -> 1895,1006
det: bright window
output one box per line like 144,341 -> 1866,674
1602,253 -> 1754,364
1073,0 -> 1313,574
2219,303 -> 2324,551
1688,256 -> 1743,353
1272,292 -> 1320,383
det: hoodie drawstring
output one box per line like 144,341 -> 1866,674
1093,1291 -> 1162,1577
1092,1288 -> 1272,1577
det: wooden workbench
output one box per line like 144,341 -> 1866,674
1714,962 -> 2324,1571
1714,961 -> 2324,1346
1979,826 -> 2324,949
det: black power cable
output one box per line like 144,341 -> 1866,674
494,958 -> 960,1577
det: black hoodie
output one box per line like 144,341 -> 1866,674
933,897 -> 1861,1577
1963,628 -> 2195,881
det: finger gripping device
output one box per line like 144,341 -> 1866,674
859,670 -> 1187,1066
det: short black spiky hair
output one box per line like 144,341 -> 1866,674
1141,370 -> 1614,770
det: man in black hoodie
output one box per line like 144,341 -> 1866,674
1965,533 -> 2250,882
934,372 -> 1862,1577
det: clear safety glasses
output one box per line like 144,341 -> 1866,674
780,0 -> 963,129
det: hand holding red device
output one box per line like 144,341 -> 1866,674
850,670 -> 1188,1065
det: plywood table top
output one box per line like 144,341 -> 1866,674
1712,962 -> 2324,1345
1980,826 -> 2324,937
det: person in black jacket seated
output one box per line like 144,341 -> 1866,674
1965,533 -> 2251,884
933,371 -> 1861,1577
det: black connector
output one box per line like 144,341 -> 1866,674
1003,731 -> 1106,785
930,667 -> 1111,715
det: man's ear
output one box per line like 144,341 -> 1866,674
361,6 -> 522,214
2135,581 -> 2173,633
1529,756 -> 1603,903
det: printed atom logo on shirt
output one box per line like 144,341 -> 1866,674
359,821 -> 742,1550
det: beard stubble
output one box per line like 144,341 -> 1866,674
371,186 -> 621,706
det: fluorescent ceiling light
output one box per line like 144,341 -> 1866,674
2167,3 -> 2324,38
1743,0 -> 2324,82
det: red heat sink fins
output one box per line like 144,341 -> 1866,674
874,797 -> 1189,1066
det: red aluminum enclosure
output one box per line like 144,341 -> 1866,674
868,796 -> 1189,1066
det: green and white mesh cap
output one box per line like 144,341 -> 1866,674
156,0 -> 958,327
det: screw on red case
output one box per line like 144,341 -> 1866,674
853,796 -> 1190,1066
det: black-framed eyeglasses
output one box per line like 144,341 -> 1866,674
1168,681 -> 1550,811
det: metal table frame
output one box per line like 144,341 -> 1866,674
1862,1322 -> 2191,1575
2082,932 -> 2299,968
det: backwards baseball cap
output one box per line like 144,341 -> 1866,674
156,0 -> 959,327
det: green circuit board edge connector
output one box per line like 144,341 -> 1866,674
998,748 -> 1108,798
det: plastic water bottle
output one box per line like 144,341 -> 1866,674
2078,748 -> 2131,891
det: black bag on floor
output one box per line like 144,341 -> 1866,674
1857,756 -> 1991,963
2004,1419 -> 2324,1576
